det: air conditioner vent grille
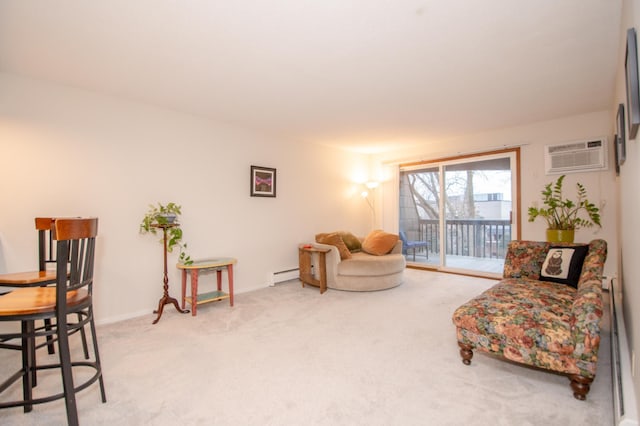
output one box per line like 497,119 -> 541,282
548,142 -> 587,153
544,138 -> 607,175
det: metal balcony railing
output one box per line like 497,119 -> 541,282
417,219 -> 512,259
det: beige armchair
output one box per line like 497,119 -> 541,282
311,239 -> 405,291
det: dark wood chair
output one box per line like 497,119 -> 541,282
0,218 -> 57,355
0,218 -> 106,425
0,218 -> 88,357
399,231 -> 429,261
0,218 -> 57,288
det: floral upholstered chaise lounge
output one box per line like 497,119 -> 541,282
452,239 -> 607,400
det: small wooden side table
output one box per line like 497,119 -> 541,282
178,257 -> 236,316
298,245 -> 331,294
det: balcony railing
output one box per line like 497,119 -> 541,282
417,219 -> 512,259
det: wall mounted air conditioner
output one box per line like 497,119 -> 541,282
544,138 -> 608,175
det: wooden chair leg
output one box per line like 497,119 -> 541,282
569,375 -> 593,401
458,342 -> 474,365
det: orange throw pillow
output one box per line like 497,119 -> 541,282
315,233 -> 352,260
362,230 -> 399,256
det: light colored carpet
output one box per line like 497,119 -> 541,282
0,269 -> 613,425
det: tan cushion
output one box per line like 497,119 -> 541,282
315,233 -> 352,260
362,230 -> 399,256
338,231 -> 362,252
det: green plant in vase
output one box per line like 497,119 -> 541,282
527,175 -> 601,242
140,202 -> 193,265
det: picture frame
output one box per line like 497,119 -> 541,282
250,165 -> 277,197
617,104 -> 626,167
626,28 -> 640,139
614,134 -> 620,176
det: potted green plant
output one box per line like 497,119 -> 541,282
527,175 -> 601,242
140,202 -> 193,264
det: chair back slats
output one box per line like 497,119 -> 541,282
35,218 -> 56,271
36,217 -> 86,271
0,217 -> 104,422
54,218 -> 98,308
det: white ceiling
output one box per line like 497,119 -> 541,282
0,1 -> 623,153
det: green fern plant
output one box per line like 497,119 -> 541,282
527,175 -> 601,230
140,202 -> 193,265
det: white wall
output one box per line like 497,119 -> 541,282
373,110 -> 618,280
0,72 -> 372,324
615,0 -> 640,413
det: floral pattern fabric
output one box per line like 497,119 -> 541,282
452,239 -> 607,378
502,240 -> 549,280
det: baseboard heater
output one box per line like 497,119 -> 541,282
610,279 -> 639,426
269,267 -> 299,286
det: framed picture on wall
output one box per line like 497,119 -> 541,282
626,28 -> 640,139
614,134 -> 620,175
617,104 -> 626,167
250,165 -> 277,197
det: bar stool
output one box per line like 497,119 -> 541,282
0,218 -> 88,357
0,218 -> 106,426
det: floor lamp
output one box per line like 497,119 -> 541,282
361,181 -> 379,229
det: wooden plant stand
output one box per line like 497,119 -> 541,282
152,223 -> 190,324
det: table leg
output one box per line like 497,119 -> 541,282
318,252 -> 327,294
299,248 -> 308,288
190,269 -> 199,316
153,295 -> 188,324
228,264 -> 234,306
181,270 -> 187,310
216,269 -> 222,291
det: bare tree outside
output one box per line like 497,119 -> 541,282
399,154 -> 514,274
403,170 -> 481,220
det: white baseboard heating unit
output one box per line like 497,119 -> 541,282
610,279 -> 639,426
268,268 -> 299,286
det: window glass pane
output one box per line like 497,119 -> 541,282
399,167 -> 439,266
399,150 -> 518,276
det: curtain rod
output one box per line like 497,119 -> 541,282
380,143 -> 530,166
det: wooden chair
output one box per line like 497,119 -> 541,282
0,218 -> 88,357
0,218 -> 57,287
0,218 -> 57,355
0,218 -> 106,425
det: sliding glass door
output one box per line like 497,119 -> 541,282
399,149 -> 519,276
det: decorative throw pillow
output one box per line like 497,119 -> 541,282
540,245 -> 589,288
338,231 -> 362,252
362,230 -> 399,256
315,233 -> 352,260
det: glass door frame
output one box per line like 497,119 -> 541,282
400,148 -> 521,277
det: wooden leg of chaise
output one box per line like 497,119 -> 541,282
569,375 -> 593,401
458,342 -> 474,365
